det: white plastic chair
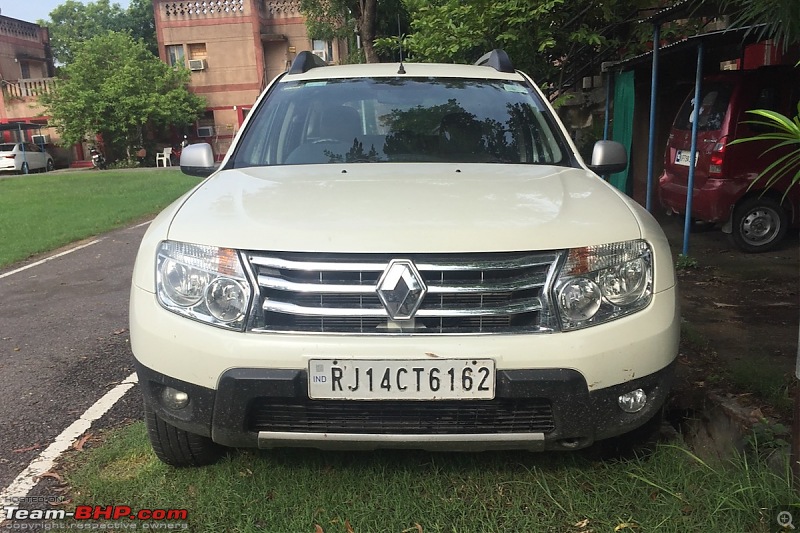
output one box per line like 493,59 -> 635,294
155,147 -> 172,167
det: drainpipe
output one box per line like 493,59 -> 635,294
645,24 -> 661,212
682,42 -> 704,257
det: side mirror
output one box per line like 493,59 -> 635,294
588,140 -> 627,175
180,143 -> 216,177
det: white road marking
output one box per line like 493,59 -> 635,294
0,218 -> 153,516
0,218 -> 152,281
0,373 -> 139,511
0,239 -> 102,280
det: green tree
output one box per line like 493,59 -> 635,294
396,0 -> 643,89
41,0 -> 157,64
301,0 -> 406,63
40,32 -> 205,162
719,0 -> 800,51
122,0 -> 158,56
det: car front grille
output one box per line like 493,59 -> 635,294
247,398 -> 555,434
245,251 -> 561,334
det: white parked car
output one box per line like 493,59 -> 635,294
130,50 -> 679,466
0,142 -> 55,174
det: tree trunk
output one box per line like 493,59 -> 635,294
358,0 -> 379,63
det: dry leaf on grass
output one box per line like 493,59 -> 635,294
574,519 -> 590,528
73,433 -> 92,451
314,525 -> 324,533
401,524 -> 423,533
38,471 -> 63,483
345,519 -> 355,533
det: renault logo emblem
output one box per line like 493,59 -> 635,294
376,259 -> 427,320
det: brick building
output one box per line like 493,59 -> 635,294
0,16 -> 62,158
154,0 -> 344,160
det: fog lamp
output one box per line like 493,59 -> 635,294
618,388 -> 647,413
160,386 -> 190,410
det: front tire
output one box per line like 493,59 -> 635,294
46,159 -> 54,172
729,196 -> 788,253
144,403 -> 224,467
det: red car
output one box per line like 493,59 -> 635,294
658,66 -> 799,252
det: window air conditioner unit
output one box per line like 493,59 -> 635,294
197,126 -> 214,137
32,134 -> 50,144
311,50 -> 328,62
188,59 -> 206,71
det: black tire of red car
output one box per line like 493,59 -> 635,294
20,162 -> 28,175
144,403 -> 224,467
46,159 -> 54,172
729,196 -> 788,253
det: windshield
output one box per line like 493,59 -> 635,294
231,77 -> 567,167
674,82 -> 732,132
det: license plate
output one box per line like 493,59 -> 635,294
674,150 -> 698,166
308,359 -> 496,400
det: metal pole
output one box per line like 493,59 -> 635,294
645,24 -> 661,212
682,42 -> 704,257
793,322 -> 800,489
601,71 -> 614,181
603,72 -> 612,141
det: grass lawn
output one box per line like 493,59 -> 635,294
61,423 -> 793,533
0,168 -> 200,268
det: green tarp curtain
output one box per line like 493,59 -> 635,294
610,70 -> 634,193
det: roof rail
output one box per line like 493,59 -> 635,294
287,51 -> 327,75
474,49 -> 514,73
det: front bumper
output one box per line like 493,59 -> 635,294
135,360 -> 674,452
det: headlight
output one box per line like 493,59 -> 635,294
156,241 -> 252,330
554,239 -> 653,330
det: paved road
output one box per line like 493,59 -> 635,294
0,224 -> 147,490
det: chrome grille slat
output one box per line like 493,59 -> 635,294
249,254 -> 559,272
247,251 -> 560,334
263,298 -> 542,317
258,274 -> 546,294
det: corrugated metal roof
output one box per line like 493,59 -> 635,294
603,24 -> 768,72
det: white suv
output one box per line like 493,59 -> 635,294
130,50 -> 679,466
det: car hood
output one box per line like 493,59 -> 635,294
167,163 -> 642,252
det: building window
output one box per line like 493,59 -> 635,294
188,43 -> 207,60
20,61 -> 31,79
196,110 -> 215,138
311,39 -> 332,63
166,45 -> 185,67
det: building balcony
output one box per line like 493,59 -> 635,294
2,78 -> 56,100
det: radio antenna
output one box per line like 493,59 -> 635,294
397,14 -> 405,74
